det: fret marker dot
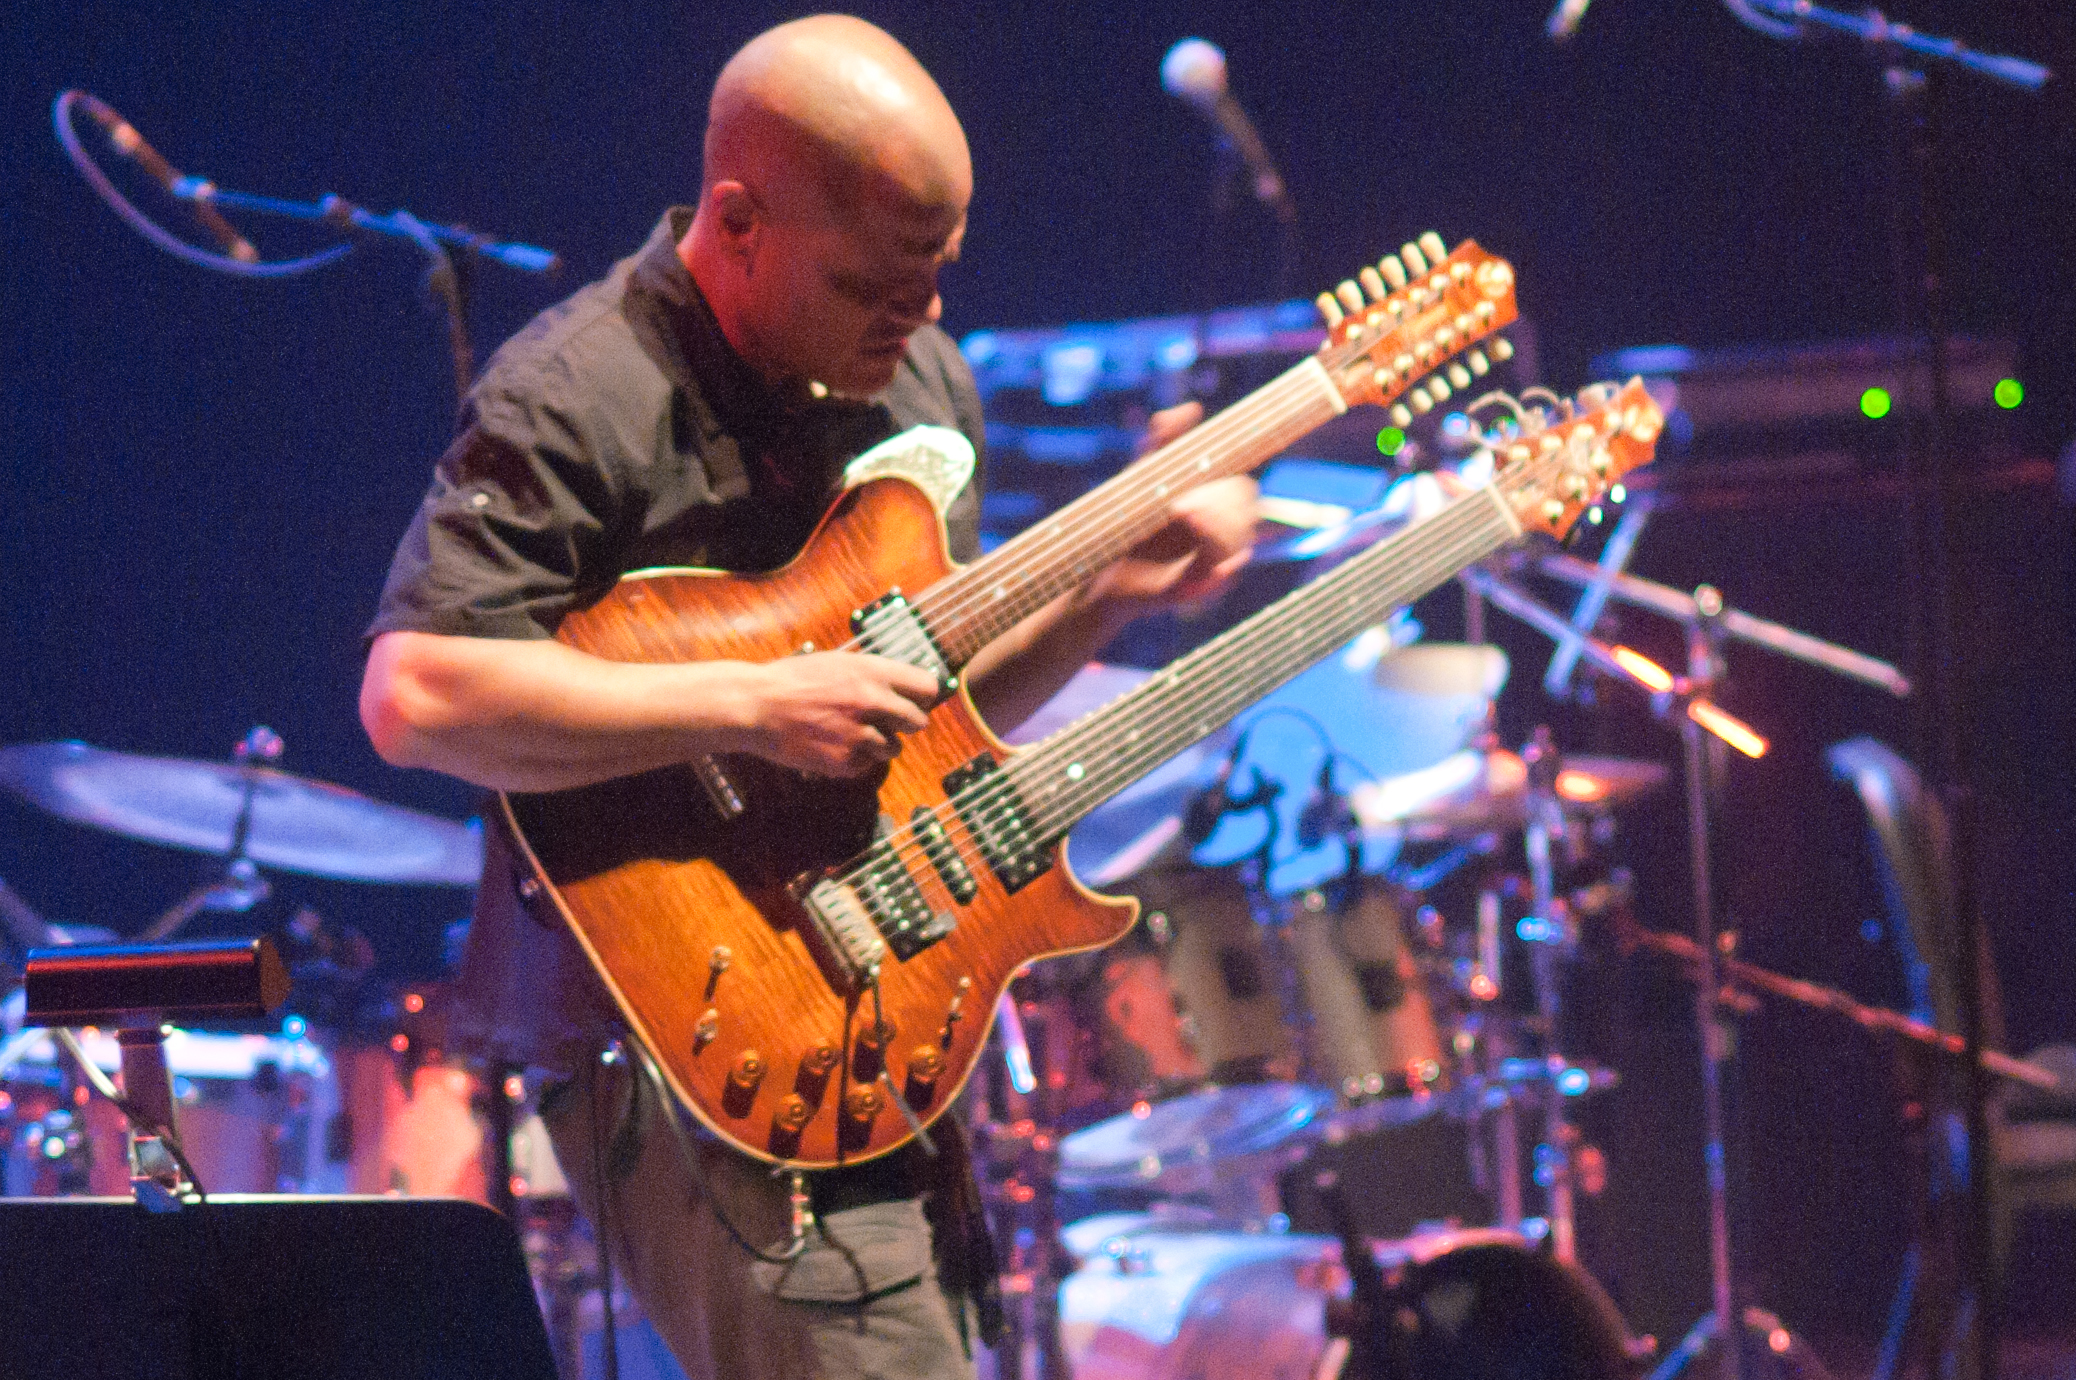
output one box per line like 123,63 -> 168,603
1065,763 -> 1085,781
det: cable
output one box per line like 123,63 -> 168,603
53,90 -> 354,279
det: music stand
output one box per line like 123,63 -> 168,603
0,1194 -> 557,1380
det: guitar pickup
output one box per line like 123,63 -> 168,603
852,591 -> 954,695
911,806 -> 977,904
943,754 -> 1051,894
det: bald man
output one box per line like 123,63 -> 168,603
359,16 -> 1253,1379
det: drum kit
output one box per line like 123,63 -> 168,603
0,731 -> 566,1205
0,513 -> 1938,1380
972,634 -> 1673,1380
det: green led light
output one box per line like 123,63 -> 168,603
1376,426 -> 1407,457
1860,387 -> 1892,420
1994,378 -> 2024,410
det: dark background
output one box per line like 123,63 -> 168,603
3,0 -> 2072,1358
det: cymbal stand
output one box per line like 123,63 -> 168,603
1473,556 -> 1908,1378
142,726 -> 283,942
974,988 -> 1070,1380
1522,727 -> 1582,1265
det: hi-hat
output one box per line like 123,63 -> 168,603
0,741 -> 483,886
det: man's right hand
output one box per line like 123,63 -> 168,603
737,652 -> 942,778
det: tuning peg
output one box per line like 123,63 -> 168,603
1418,232 -> 1447,264
1467,350 -> 1491,376
1448,363 -> 1473,389
1427,373 -> 1452,402
1390,403 -> 1414,428
1379,255 -> 1408,290
1400,241 -> 1429,276
1335,281 -> 1364,315
1358,267 -> 1387,302
1315,292 -> 1346,328
1409,386 -> 1435,413
1491,337 -> 1515,362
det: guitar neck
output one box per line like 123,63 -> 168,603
1000,486 -> 1524,839
917,356 -> 1347,665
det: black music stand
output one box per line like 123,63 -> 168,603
0,1195 -> 557,1380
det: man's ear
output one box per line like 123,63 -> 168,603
707,180 -> 762,265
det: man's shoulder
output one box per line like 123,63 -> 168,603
472,258 -> 669,428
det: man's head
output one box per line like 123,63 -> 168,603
683,15 -> 972,397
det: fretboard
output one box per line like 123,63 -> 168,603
999,484 -> 1524,840
917,356 -> 1347,665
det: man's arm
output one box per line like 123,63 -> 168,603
360,631 -> 939,792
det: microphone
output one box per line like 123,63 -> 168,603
1161,39 -> 1296,224
1295,759 -> 1351,852
1182,751 -> 1241,846
1546,0 -> 1593,41
75,93 -> 258,263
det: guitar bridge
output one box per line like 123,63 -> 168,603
797,877 -> 888,982
796,815 -> 959,978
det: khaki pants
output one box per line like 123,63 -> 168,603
541,1053 -> 978,1380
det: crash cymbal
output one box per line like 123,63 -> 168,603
0,741 -> 483,887
1352,749 -> 1669,842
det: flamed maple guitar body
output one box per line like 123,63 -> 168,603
503,476 -> 1135,1168
504,234 -> 1524,1167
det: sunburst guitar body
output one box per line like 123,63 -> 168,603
504,234 -> 1528,1166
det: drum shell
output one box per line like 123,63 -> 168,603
1057,1223 -> 1634,1380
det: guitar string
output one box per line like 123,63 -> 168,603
825,502 -> 1522,939
825,408 -> 1639,918
907,260 -> 1506,654
823,460 -> 1549,910
807,247 -> 1503,663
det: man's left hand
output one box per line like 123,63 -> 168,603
1087,401 -> 1259,616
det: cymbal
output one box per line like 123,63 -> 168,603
0,741 -> 483,887
1352,749 -> 1669,842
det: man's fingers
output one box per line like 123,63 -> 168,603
864,655 -> 943,706
1139,400 -> 1204,456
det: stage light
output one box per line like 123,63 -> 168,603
1688,700 -> 1769,758
1860,386 -> 1892,419
1375,425 -> 1406,457
1610,645 -> 1675,693
1995,377 -> 2024,409
1556,1066 -> 1592,1096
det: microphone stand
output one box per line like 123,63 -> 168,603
1700,13 -> 2049,1380
1467,558 -> 1905,1380
169,183 -> 560,411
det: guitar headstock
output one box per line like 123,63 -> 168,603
1313,233 -> 1520,424
1489,377 -> 1664,540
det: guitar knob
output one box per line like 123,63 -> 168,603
729,1050 -> 766,1090
844,1086 -> 883,1122
775,1095 -> 812,1133
909,1046 -> 945,1084
804,1043 -> 841,1075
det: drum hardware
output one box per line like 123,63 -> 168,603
1466,553 -> 1911,1380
